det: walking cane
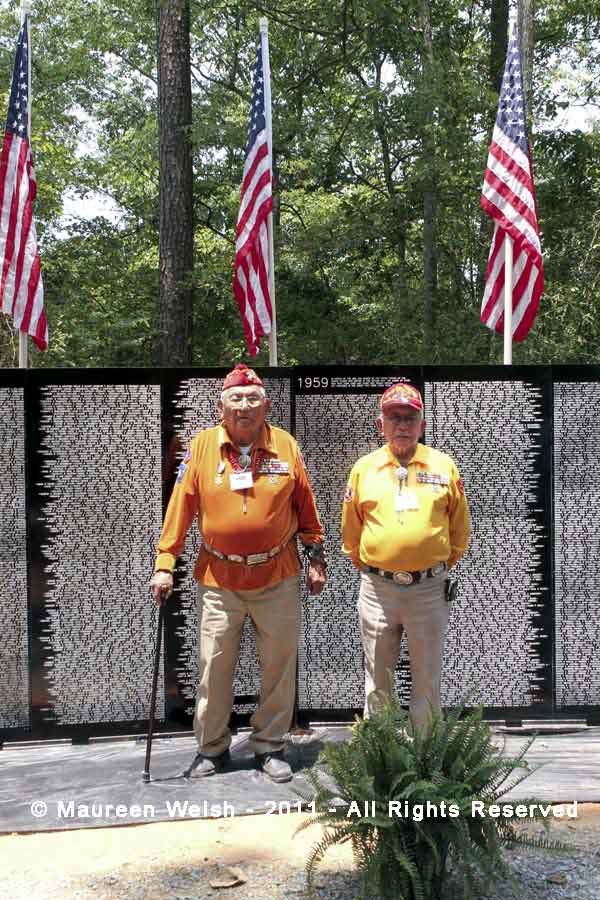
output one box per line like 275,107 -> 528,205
142,598 -> 166,783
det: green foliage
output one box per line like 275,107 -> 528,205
38,218 -> 157,367
0,1 -> 599,366
297,694 -> 570,899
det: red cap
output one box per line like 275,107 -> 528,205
380,382 -> 423,412
222,363 -> 264,391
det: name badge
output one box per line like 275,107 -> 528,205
230,471 -> 253,491
396,490 -> 419,511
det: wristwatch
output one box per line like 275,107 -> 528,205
303,543 -> 326,568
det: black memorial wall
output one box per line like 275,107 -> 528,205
1,365 -> 599,741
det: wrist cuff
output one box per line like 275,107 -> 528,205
303,543 -> 327,567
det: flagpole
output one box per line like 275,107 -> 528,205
259,17 -> 277,366
503,234 -> 513,365
503,6 -> 515,367
18,0 -> 31,369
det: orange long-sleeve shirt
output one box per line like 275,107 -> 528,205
155,423 -> 324,590
341,442 -> 470,572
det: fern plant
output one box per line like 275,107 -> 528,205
297,694 -> 569,899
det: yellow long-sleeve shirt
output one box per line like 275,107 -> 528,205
341,442 -> 470,572
155,423 -> 324,591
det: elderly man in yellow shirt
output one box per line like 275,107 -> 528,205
341,382 -> 470,731
150,364 -> 326,783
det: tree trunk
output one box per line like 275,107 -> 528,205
490,0 -> 509,96
157,0 -> 194,366
420,0 -> 437,358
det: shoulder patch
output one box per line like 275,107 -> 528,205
344,484 -> 354,503
176,449 -> 192,483
457,478 -> 465,495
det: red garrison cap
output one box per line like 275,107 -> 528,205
222,363 -> 264,391
380,382 -> 423,412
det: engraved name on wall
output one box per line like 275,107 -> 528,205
0,388 -> 29,728
295,390 -> 384,709
554,382 -> 600,706
37,384 -> 163,724
426,380 -> 548,707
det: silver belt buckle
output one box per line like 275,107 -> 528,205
228,554 -> 244,563
246,552 -> 268,566
392,570 -> 413,586
208,545 -> 225,560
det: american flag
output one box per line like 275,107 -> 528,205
480,23 -> 543,342
232,45 -> 273,356
0,16 -> 47,351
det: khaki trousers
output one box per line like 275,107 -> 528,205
194,575 -> 300,757
358,571 -> 449,732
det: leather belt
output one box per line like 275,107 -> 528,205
204,541 -> 287,566
363,562 -> 446,586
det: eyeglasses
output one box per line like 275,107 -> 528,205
384,413 -> 421,425
226,393 -> 264,407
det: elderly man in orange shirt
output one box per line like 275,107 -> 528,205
341,382 -> 470,731
150,364 -> 326,783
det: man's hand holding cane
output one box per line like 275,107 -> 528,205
149,571 -> 173,603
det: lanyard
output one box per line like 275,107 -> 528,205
225,446 -> 266,513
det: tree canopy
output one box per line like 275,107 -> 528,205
0,0 -> 598,368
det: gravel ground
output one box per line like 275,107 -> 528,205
2,806 -> 599,899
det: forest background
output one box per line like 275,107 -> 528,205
0,0 -> 598,369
